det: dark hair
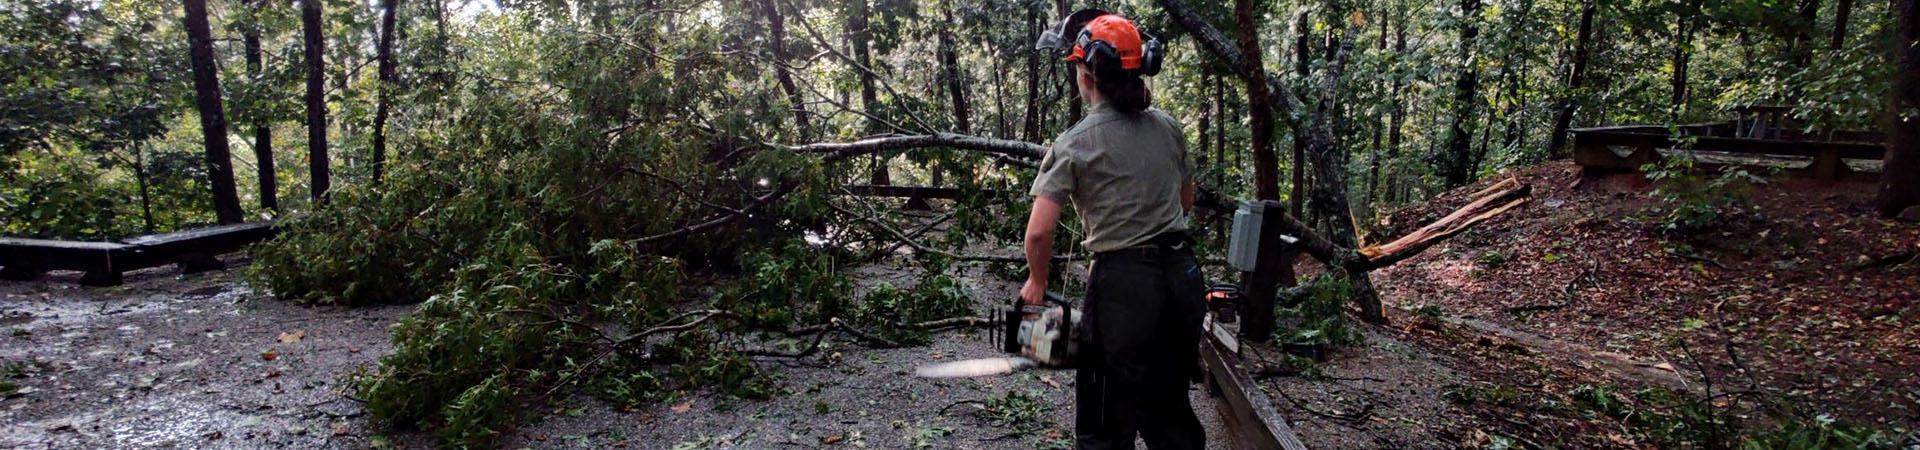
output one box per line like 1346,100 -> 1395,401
1085,64 -> 1152,114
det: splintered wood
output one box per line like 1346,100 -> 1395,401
1359,177 -> 1532,266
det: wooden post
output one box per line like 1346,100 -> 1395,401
1238,200 -> 1298,342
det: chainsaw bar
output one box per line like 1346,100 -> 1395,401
913,357 -> 1038,378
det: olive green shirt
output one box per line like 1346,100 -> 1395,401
1029,101 -> 1192,253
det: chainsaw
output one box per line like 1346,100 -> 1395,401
914,291 -> 1083,378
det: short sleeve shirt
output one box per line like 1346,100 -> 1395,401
1029,101 -> 1191,253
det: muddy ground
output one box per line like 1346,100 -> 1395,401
0,257 -> 1231,449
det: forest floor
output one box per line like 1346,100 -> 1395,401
0,257 -> 1230,449
3,161 -> 1915,449
1256,160 -> 1920,448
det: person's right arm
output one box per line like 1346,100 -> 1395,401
1022,196 -> 1064,305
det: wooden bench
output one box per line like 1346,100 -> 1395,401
0,222 -> 274,286
1570,122 -> 1886,181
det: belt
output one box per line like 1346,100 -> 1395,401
1093,232 -> 1193,260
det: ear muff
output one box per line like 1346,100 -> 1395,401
1140,31 -> 1165,76
1075,25 -> 1166,78
1077,29 -> 1128,82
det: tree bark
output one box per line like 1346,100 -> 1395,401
183,0 -> 245,225
1882,0 -> 1920,218
1291,13 -> 1311,214
1023,6 -> 1041,141
1831,0 -> 1854,49
243,0 -> 276,211
303,0 -> 330,203
1442,0 -> 1485,188
1237,0 -> 1280,201
1385,21 -> 1406,204
372,0 -> 399,185
939,2 -> 970,135
760,0 -> 812,136
1670,2 -> 1696,122
1547,0 -> 1596,159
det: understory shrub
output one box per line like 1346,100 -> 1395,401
1641,154 -> 1768,235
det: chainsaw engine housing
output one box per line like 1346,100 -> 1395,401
994,292 -> 1081,367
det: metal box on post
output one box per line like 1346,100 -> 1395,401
1227,201 -> 1266,272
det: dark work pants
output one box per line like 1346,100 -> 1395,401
1076,247 -> 1207,450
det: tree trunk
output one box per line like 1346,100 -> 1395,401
183,0 -> 245,225
1881,0 -> 1920,218
1793,0 -> 1821,68
1215,75 -> 1228,185
135,143 -> 155,233
1291,13 -> 1311,214
1238,0 -> 1280,201
761,0 -> 812,137
1442,0 -> 1484,188
1385,21 -> 1407,204
1023,6 -> 1041,141
1670,2 -> 1695,122
1199,72 -> 1213,181
939,4 -> 970,135
372,0 -> 399,185
848,0 -> 888,185
1831,0 -> 1854,49
1547,0 -> 1596,159
303,0 -> 330,202
243,0 -> 276,211
1369,16 -> 1390,207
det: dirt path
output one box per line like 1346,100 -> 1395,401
1,258 -> 1233,449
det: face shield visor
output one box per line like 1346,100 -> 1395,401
1033,9 -> 1111,57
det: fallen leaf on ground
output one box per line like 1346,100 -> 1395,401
332,423 -> 350,436
278,330 -> 305,343
670,401 -> 693,413
821,434 -> 844,445
261,350 -> 278,361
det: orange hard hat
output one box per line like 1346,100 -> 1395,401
1034,9 -> 1164,76
1068,15 -> 1147,70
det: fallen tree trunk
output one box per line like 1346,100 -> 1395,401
647,133 -> 1530,324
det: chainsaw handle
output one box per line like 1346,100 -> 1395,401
1016,291 -> 1071,313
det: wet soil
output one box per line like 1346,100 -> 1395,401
1,257 -> 1231,449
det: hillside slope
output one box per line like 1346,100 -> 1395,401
1370,160 -> 1919,428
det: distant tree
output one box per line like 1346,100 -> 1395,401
848,0 -> 887,185
241,0 -> 277,211
302,0 -> 329,202
1237,0 -> 1280,201
371,0 -> 399,185
759,0 -> 811,137
1441,0 -> 1484,187
182,0 -> 245,224
1548,0 -> 1596,159
1883,0 -> 1919,218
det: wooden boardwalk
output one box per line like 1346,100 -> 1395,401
0,222 -> 274,286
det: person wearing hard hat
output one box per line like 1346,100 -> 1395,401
1024,9 -> 1206,450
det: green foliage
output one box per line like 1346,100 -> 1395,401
1277,273 -> 1365,348
1560,383 -> 1917,449
982,389 -> 1052,436
852,273 -> 974,345
1642,154 -> 1768,234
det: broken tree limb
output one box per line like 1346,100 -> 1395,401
1358,178 -> 1532,270
784,132 -> 1047,161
